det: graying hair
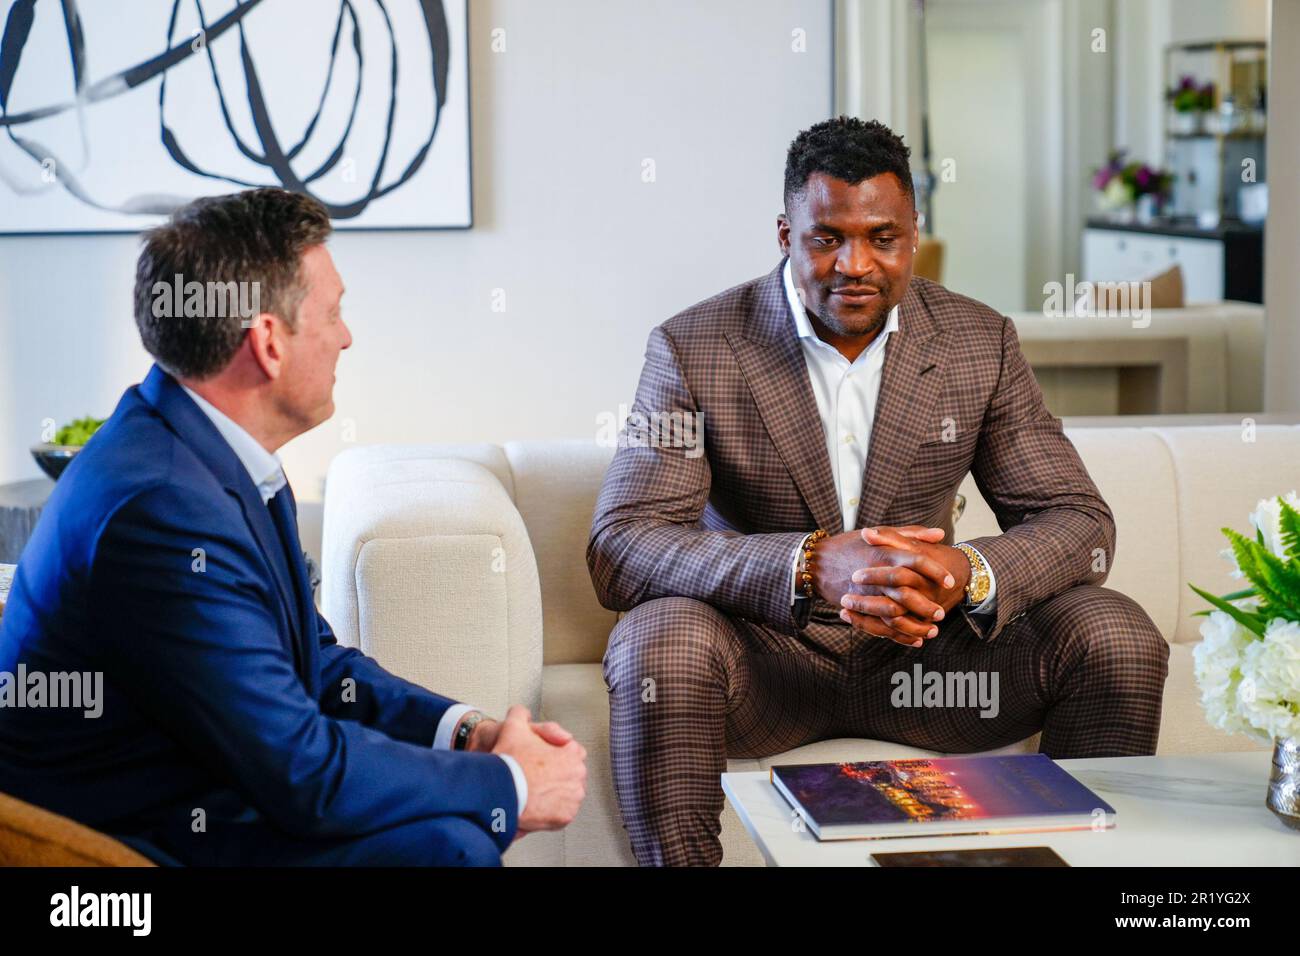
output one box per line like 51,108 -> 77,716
133,188 -> 332,380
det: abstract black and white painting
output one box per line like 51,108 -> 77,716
0,0 -> 470,232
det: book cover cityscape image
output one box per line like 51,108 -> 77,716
775,755 -> 1114,826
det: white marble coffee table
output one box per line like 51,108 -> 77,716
722,751 -> 1299,866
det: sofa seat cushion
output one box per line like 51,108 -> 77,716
540,647 -> 1263,772
540,663 -> 636,865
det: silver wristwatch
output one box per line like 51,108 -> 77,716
453,711 -> 486,751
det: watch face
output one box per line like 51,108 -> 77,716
455,714 -> 483,750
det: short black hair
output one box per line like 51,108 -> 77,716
134,188 -> 333,380
784,116 -> 914,210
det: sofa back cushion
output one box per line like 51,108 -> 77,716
458,425 -> 1299,662
955,428 -> 1182,641
504,441 -> 619,665
509,429 -> 1190,663
1151,425 -> 1300,643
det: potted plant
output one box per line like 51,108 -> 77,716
1190,494 -> 1300,830
1167,74 -> 1215,134
30,416 -> 105,480
1091,151 -> 1175,224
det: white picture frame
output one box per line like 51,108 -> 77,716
0,0 -> 472,233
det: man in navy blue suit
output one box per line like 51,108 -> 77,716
0,188 -> 587,865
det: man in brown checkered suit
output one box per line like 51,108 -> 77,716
586,117 -> 1169,867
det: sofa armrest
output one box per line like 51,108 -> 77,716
320,449 -> 543,718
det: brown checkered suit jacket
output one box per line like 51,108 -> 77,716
587,260 -> 1115,647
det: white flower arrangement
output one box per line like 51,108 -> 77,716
1191,493 -> 1300,744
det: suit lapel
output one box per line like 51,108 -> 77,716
727,262 -> 843,533
137,365 -> 305,669
854,282 -> 949,529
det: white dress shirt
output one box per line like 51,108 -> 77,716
181,385 -> 527,814
780,261 -> 996,614
182,385 -> 286,505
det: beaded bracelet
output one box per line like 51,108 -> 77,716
799,529 -> 829,599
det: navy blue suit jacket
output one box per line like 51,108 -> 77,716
0,366 -> 517,858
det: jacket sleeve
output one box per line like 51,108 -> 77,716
315,611 -> 460,747
587,324 -> 808,635
89,483 -> 518,845
958,316 -> 1116,641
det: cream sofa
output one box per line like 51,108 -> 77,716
319,424 -> 1293,866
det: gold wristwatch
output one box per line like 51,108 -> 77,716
954,543 -> 991,605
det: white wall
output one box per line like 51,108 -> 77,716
1168,0 -> 1270,43
835,0 -> 1272,317
838,0 -> 1107,311
928,21 -> 1028,309
0,0 -> 834,501
1112,0 -> 1270,169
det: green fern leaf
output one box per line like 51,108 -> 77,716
1223,530 -> 1300,622
1188,584 -> 1267,637
1252,546 -> 1300,619
1224,528 -> 1266,589
1279,499 -> 1300,562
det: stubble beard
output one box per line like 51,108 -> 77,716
814,295 -> 891,341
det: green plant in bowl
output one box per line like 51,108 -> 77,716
53,416 -> 105,447
32,416 -> 106,480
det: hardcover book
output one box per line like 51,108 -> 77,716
771,754 -> 1115,841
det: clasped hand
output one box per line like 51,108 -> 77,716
812,525 -> 971,648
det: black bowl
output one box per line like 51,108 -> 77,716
30,444 -> 82,481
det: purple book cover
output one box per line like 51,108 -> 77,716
773,754 -> 1114,827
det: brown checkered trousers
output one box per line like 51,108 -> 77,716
586,262 -> 1169,867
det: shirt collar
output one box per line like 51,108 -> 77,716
782,258 -> 899,355
180,385 -> 287,505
